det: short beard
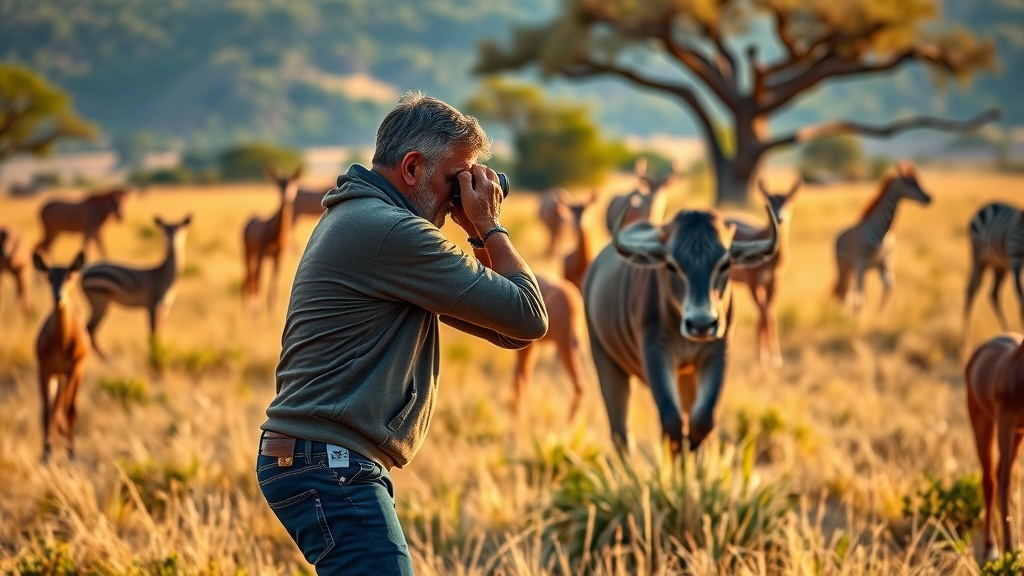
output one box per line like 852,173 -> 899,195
409,165 -> 449,228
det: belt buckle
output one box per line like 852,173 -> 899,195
277,456 -> 294,467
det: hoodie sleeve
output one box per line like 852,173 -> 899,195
371,216 -> 548,344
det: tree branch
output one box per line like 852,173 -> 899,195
762,107 -> 1003,151
562,59 -> 726,162
658,21 -> 739,109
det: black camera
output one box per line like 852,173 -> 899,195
450,172 -> 509,208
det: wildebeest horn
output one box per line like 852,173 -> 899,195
612,203 -> 666,265
729,200 -> 779,265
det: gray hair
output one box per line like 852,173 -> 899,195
372,91 -> 491,170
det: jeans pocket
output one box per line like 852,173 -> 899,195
268,489 -> 336,565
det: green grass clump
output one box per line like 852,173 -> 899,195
97,376 -> 149,407
902,472 -> 983,541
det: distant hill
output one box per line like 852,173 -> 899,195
1,0 -> 1019,154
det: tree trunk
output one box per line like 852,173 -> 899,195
712,157 -> 757,207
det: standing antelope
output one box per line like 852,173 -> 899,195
584,200 -> 779,456
243,166 -> 300,311
80,215 -> 193,361
33,251 -> 89,462
539,188 -> 574,257
832,163 -> 931,314
292,187 -> 329,225
35,188 -> 128,259
963,202 -> 1024,337
725,179 -> 801,367
563,192 -> 598,290
512,274 -> 589,421
0,226 -> 32,317
965,333 -> 1024,558
603,157 -> 681,234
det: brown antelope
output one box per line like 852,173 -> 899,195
725,179 -> 800,367
80,215 -> 193,361
965,333 -> 1024,558
292,187 -> 329,224
832,163 -> 931,314
538,188 -> 573,256
603,157 -> 682,234
512,274 -> 589,421
35,188 -> 128,259
33,251 -> 89,462
0,226 -> 32,317
563,192 -> 598,291
583,199 -> 779,456
243,166 -> 300,311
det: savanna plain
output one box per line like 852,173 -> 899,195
0,167 -> 1021,575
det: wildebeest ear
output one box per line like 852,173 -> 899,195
32,252 -> 48,272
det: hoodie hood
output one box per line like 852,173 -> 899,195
324,164 -> 421,217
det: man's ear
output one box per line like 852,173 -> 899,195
398,151 -> 424,187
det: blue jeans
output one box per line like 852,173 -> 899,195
256,432 -> 414,575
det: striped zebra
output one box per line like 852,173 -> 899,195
963,202 -> 1024,333
833,163 -> 932,313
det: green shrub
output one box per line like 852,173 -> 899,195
982,550 -> 1024,576
902,472 -> 983,539
97,376 -> 149,407
545,440 -> 792,571
9,536 -> 77,576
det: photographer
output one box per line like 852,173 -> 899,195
256,92 -> 548,575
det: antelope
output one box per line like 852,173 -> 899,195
292,187 -> 329,225
33,251 -> 89,463
243,165 -> 300,311
583,199 -> 779,456
562,192 -> 598,290
963,202 -> 1024,339
603,157 -> 681,234
965,333 -> 1024,559
832,163 -> 931,314
35,188 -> 128,259
725,179 -> 801,367
0,226 -> 32,318
538,188 -> 574,256
512,274 -> 589,421
79,215 -> 193,361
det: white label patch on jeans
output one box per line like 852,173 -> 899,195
327,445 -> 350,468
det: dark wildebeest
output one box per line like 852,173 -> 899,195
35,188 -> 128,259
0,226 -> 33,317
583,196 -> 779,455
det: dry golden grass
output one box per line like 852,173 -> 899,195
0,167 -> 1021,574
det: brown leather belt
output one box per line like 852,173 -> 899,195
261,430 -> 297,467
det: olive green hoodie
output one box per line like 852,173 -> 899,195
261,164 -> 547,469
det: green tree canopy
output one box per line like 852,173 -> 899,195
465,78 -> 629,190
474,0 -> 1000,205
0,64 -> 97,162
218,143 -> 303,182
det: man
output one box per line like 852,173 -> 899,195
256,92 -> 548,575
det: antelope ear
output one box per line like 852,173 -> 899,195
265,164 -> 279,182
612,205 -> 666,266
729,203 -> 779,266
70,251 -> 86,272
154,216 -> 165,227
182,214 -> 193,226
292,165 -> 304,180
788,178 -> 802,198
33,252 -> 48,272
757,178 -> 771,198
634,156 -> 648,177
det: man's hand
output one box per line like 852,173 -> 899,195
456,165 -> 502,234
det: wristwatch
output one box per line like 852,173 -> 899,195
468,225 -> 509,249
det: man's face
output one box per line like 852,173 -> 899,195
409,147 -> 475,228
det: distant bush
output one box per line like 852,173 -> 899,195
10,536 -> 77,576
982,550 -> 1024,576
799,135 -> 865,182
218,142 -> 302,182
130,166 -> 196,185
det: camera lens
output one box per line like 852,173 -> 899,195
451,172 -> 510,207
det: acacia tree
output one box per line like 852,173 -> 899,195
0,64 -> 97,163
473,0 -> 999,205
